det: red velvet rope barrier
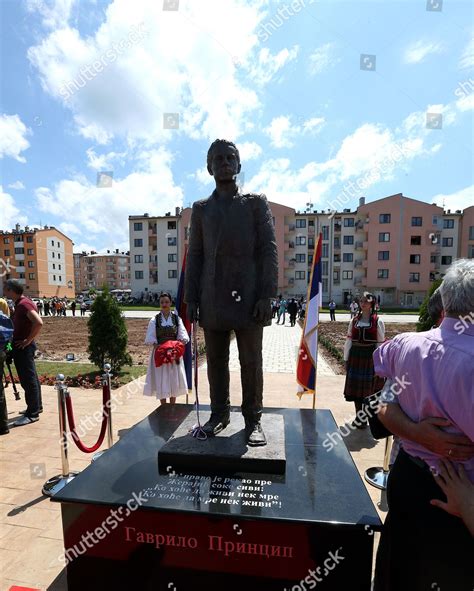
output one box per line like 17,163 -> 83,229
64,378 -> 111,453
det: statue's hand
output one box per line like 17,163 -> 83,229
186,302 -> 199,323
253,298 -> 272,324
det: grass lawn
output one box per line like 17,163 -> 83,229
9,361 -> 147,386
326,308 -> 419,315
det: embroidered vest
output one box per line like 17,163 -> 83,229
351,313 -> 379,344
155,312 -> 178,345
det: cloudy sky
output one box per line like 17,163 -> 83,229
1,0 -> 473,253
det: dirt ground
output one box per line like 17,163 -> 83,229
35,317 -> 206,365
318,322 -> 416,373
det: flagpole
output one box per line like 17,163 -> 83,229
312,235 -> 321,410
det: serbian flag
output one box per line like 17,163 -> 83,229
176,246 -> 192,392
297,233 -> 322,397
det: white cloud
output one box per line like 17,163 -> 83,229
248,46 -> 299,86
58,222 -> 81,236
238,141 -> 262,161
0,114 -> 31,163
0,186 -> 28,229
264,115 -> 325,148
27,0 -> 268,144
431,186 -> 474,211
26,0 -> 76,29
35,147 -> 183,244
86,147 -> 126,170
459,35 -> 474,70
308,43 -> 339,75
456,93 -> 474,112
404,40 -> 444,64
7,181 -> 26,190
194,165 -> 214,186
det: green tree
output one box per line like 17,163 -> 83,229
87,288 -> 132,372
416,278 -> 443,332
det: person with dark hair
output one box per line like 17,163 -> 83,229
343,291 -> 385,428
287,298 -> 298,327
427,286 -> 444,327
143,291 -> 189,405
0,298 -> 14,435
328,299 -> 336,321
2,279 -> 43,426
185,138 -> 278,445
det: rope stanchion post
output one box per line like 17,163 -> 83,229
92,363 -> 114,462
364,435 -> 394,490
42,374 -> 80,497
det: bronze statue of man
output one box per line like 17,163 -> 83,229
185,139 -> 278,446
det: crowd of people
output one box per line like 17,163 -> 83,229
34,296 -> 88,317
271,296 -> 306,326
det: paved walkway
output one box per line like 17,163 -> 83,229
201,318 -> 334,376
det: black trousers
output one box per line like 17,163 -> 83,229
374,448 -> 474,591
329,309 -> 336,321
0,351 -> 8,432
204,327 -> 263,421
13,344 -> 42,418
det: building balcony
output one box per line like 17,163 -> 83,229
288,259 -> 296,268
355,220 -> 364,230
354,278 -> 363,286
334,223 -> 341,233
354,260 -> 363,267
355,241 -> 364,250
308,226 -> 315,235
363,241 -> 369,250
363,259 -> 369,268
334,244 -> 341,251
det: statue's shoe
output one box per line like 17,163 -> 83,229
245,421 -> 267,446
202,413 -> 230,436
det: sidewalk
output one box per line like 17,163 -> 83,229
0,322 -> 387,590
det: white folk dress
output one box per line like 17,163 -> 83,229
143,312 -> 190,400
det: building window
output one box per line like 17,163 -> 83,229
378,251 -> 390,260
343,253 -> 353,262
14,247 -> 24,254
168,237 -> 177,246
168,253 -> 178,263
134,239 -> 143,247
51,240 -> 54,246
410,236 -> 421,245
322,261 -> 328,275
4,238 -> 10,244
28,261 -> 34,268
469,226 -> 474,240
296,236 -> 306,246
334,253 -> 341,262
308,219 -> 314,227
432,215 -> 439,226
334,237 -> 340,249
295,254 -> 306,263
135,271 -> 144,279
322,225 -> 329,240
4,249 -> 10,256
343,218 -> 354,227
333,270 -> 339,281
379,233 -> 390,242
322,278 -> 328,292
28,273 -> 35,279
58,276 -> 62,281
443,219 -> 454,229
343,235 -> 354,245
296,219 -> 306,228
58,253 -> 60,259
442,237 -> 453,247
295,271 -> 306,280
441,256 -> 452,265
308,254 -> 313,264
26,236 -> 33,243
379,214 -> 391,223
308,237 -> 315,248
342,270 -> 353,280
168,270 -> 178,278
134,255 -> 143,263
58,264 -> 61,270
322,243 -> 329,258
410,254 -> 421,264
134,222 -> 143,231
409,273 -> 420,282
53,274 -> 56,281
53,264 -> 55,269
411,217 -> 422,227
167,221 -> 177,230
27,248 -> 34,255
430,255 -> 437,263
378,269 -> 389,279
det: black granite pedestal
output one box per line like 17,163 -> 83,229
158,410 -> 286,474
51,405 -> 382,590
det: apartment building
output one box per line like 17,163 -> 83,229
74,251 -> 130,292
0,224 -> 75,298
129,209 -> 181,298
154,193 -> 473,308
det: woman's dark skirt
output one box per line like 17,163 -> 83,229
374,448 -> 474,590
343,343 -> 383,401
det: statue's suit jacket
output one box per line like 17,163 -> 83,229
184,190 -> 278,331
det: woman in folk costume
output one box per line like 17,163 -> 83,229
343,292 -> 385,428
143,292 -> 189,405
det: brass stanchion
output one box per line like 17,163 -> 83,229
92,363 -> 114,461
364,435 -> 393,490
42,374 -> 79,497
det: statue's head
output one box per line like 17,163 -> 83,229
207,139 -> 241,180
